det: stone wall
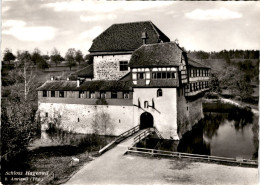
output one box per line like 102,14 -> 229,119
38,103 -> 135,136
177,91 -> 204,139
94,54 -> 131,80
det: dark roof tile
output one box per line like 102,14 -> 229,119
69,64 -> 94,78
188,58 -> 210,69
37,80 -> 132,91
89,21 -> 170,52
129,42 -> 183,68
133,79 -> 179,88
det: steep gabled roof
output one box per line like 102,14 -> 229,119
188,58 -> 211,69
129,42 -> 183,68
69,64 -> 94,78
89,21 -> 170,53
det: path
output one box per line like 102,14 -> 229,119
65,131 -> 258,185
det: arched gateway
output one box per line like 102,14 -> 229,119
140,112 -> 154,129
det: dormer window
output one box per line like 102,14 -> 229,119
111,91 -> 117,99
43,90 -> 47,97
123,91 -> 129,99
100,91 -> 106,99
157,89 -> 162,97
59,91 -> 64,98
51,91 -> 55,97
90,91 -> 95,99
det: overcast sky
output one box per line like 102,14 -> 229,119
1,0 -> 260,56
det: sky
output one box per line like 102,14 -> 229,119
1,0 -> 260,56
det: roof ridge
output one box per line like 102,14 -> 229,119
149,21 -> 160,39
113,20 -> 151,25
139,41 -> 176,48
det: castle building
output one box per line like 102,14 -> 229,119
37,21 -> 210,140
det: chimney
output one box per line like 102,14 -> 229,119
142,30 -> 147,44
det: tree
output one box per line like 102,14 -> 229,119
218,65 -> 253,99
3,48 -> 16,64
1,98 -> 40,160
84,54 -> 93,65
12,51 -> 37,100
209,73 -> 220,93
31,48 -> 49,70
65,48 -> 76,71
31,48 -> 42,66
42,54 -> 50,61
16,50 -> 32,67
75,49 -> 84,65
50,48 -> 63,67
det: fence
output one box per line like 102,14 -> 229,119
127,147 -> 258,167
99,125 -> 140,154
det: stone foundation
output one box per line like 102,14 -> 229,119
177,95 -> 204,139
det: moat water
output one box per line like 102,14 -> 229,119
137,111 -> 258,160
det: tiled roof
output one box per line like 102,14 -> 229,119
37,80 -> 132,91
188,58 -> 210,69
77,80 -> 132,91
118,72 -> 132,81
129,42 -> 183,68
69,64 -> 94,78
37,80 -> 77,91
89,21 -> 170,52
133,79 -> 179,88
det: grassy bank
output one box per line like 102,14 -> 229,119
1,133 -> 115,185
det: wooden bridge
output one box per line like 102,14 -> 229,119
99,125 -> 162,154
99,125 -> 257,167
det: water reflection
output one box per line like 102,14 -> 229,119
178,112 -> 258,160
136,111 -> 258,160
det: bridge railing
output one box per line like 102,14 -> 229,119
127,147 -> 258,167
133,127 -> 163,146
99,124 -> 140,154
133,128 -> 154,145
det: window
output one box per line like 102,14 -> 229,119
79,91 -> 84,98
123,91 -> 129,99
144,101 -> 149,108
90,91 -> 95,99
190,83 -> 193,92
43,90 -> 47,97
59,91 -> 64,98
119,61 -> 128,71
100,91 -> 106,99
157,89 -> 162,97
138,73 -> 145,79
45,112 -> 48,117
51,91 -> 55,97
162,72 -> 166,79
111,91 -> 117,99
152,72 -> 176,79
